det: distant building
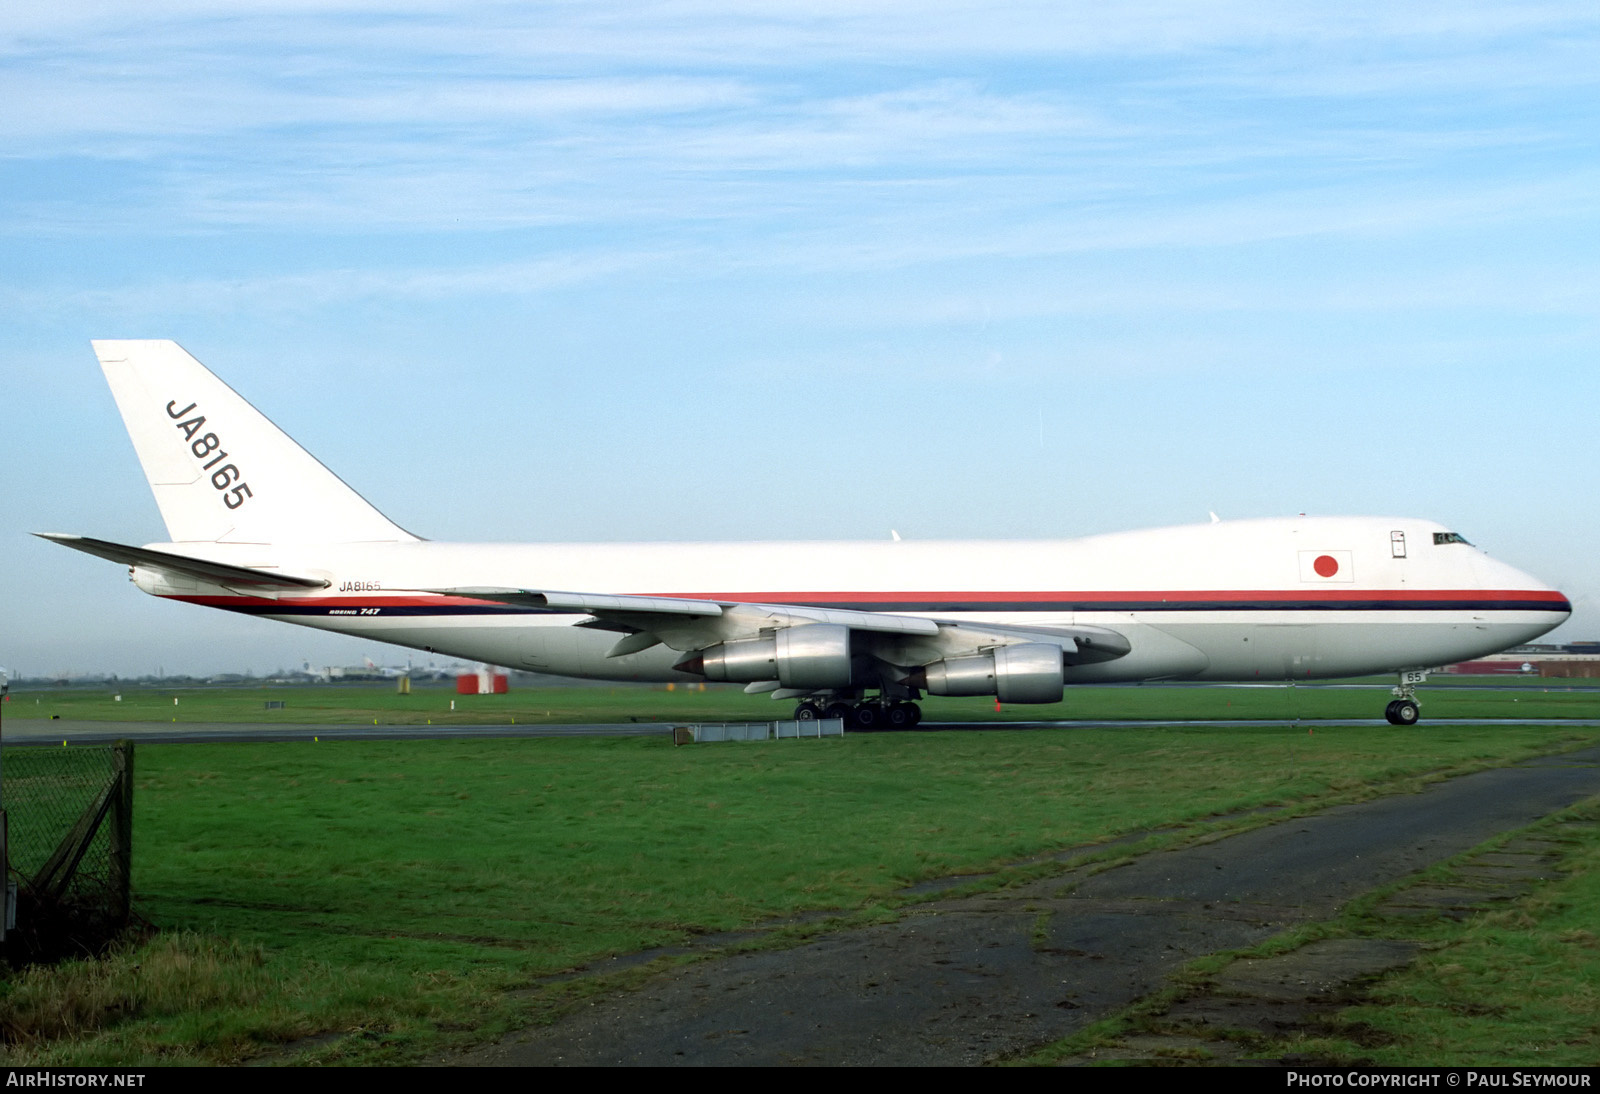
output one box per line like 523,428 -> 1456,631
1445,642 -> 1600,679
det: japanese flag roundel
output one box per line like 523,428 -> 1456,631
1298,550 -> 1354,583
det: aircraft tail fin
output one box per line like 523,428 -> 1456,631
92,340 -> 419,545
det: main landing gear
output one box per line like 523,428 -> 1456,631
1384,670 -> 1427,726
794,698 -> 923,730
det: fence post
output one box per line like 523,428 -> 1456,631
108,741 -> 133,926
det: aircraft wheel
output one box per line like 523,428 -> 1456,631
795,701 -> 822,721
853,702 -> 881,730
907,703 -> 923,727
1386,699 -> 1420,726
824,701 -> 855,724
885,703 -> 913,729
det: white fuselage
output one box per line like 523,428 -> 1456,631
133,515 -> 1569,687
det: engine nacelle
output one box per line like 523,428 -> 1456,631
917,643 -> 1065,703
694,624 -> 854,689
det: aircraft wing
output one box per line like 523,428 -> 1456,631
420,585 -> 1127,666
431,586 -> 732,620
36,533 -> 330,590
421,586 -> 940,650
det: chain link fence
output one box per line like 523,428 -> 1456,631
3,742 -> 134,961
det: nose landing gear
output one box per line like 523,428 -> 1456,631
1385,670 -> 1427,725
1384,698 -> 1420,725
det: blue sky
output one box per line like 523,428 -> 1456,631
4,2 -> 1597,677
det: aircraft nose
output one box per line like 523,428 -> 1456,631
1465,550 -> 1568,626
1539,586 -> 1575,620
1474,554 -> 1571,624
1475,552 -> 1556,590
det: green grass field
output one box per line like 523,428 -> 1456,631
6,675 -> 1599,726
1020,798 -> 1600,1067
2,682 -> 1599,1066
1283,799 -> 1600,1067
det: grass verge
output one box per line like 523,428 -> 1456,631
1016,800 -> 1600,1066
1271,802 -> 1600,1067
2,719 -> 1597,1065
7,676 -> 1600,726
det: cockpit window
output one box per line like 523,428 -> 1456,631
1433,532 -> 1472,546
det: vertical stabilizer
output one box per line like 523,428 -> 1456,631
93,340 -> 418,545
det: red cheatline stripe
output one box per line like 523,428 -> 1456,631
167,588 -> 1570,608
669,589 -> 1570,604
175,593 -> 495,608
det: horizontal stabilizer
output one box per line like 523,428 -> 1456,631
36,533 -> 329,590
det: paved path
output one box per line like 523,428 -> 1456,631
449,745 -> 1600,1066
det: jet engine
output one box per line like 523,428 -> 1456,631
912,643 -> 1065,703
679,623 -> 854,689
